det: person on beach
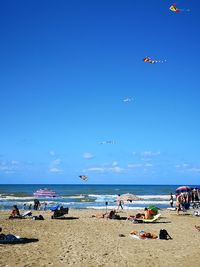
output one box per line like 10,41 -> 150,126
117,194 -> 123,210
34,199 -> 40,210
176,194 -> 182,215
92,210 -> 120,219
169,193 -> 174,207
128,207 -> 153,221
9,205 -> 21,219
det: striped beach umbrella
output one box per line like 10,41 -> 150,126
119,193 -> 141,202
176,186 -> 191,194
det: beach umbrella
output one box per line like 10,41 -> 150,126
50,204 -> 60,211
119,193 -> 141,202
176,186 -> 191,194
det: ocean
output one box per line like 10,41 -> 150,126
0,184 -> 198,211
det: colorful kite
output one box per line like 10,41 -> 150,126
143,56 -> 166,64
79,175 -> 88,181
169,4 -> 190,13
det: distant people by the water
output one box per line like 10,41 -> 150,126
169,193 -> 174,207
44,202 -> 47,211
117,194 -> 123,210
34,199 -> 40,210
23,203 -> 27,210
29,204 -> 32,210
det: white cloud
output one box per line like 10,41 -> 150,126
49,158 -> 62,173
145,163 -> 153,167
52,159 -> 61,165
86,167 -> 105,172
83,152 -> 94,160
187,168 -> 200,173
141,151 -> 160,157
112,161 -> 118,166
0,160 -> 21,174
111,166 -> 123,173
49,167 -> 62,173
127,163 -> 142,168
49,150 -> 56,156
85,164 -> 124,174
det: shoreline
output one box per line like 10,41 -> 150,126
1,208 -> 200,266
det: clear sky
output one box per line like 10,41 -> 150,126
0,0 -> 200,184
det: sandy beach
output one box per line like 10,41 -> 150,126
1,208 -> 200,267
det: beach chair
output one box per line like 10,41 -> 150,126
51,207 -> 69,219
132,213 -> 161,224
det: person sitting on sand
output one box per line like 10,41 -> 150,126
9,205 -> 21,219
128,208 -> 153,221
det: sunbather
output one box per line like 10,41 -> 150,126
130,230 -> 158,239
128,208 -> 153,221
92,210 -> 120,219
9,205 -> 22,219
0,227 -> 39,244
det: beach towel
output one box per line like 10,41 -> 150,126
0,235 -> 39,244
130,234 -> 158,240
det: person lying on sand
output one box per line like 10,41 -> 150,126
130,230 -> 158,239
92,210 -> 120,219
195,225 -> 200,231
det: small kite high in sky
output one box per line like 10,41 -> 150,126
79,175 -> 88,181
99,140 -> 116,145
123,97 -> 133,103
169,4 -> 190,13
143,56 -> 166,64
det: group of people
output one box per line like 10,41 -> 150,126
175,192 -> 191,215
23,200 -> 47,211
169,189 -> 200,215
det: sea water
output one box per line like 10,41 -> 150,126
0,184 -> 198,210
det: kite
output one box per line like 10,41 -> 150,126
169,4 -> 190,13
143,56 -> 166,64
79,175 -> 88,181
99,140 -> 116,145
123,97 -> 133,103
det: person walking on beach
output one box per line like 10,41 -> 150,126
117,194 -> 123,210
176,194 -> 182,215
169,193 -> 174,208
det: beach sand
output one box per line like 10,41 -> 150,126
1,208 -> 200,267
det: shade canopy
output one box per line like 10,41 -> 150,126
176,186 -> 191,194
119,193 -> 141,202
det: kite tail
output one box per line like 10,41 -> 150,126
154,60 -> 166,64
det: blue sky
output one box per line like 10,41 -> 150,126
0,0 -> 200,184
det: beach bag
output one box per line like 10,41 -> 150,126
159,229 -> 172,240
32,215 -> 44,220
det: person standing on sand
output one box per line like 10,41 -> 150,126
169,193 -> 174,207
176,194 -> 182,215
117,194 -> 123,210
